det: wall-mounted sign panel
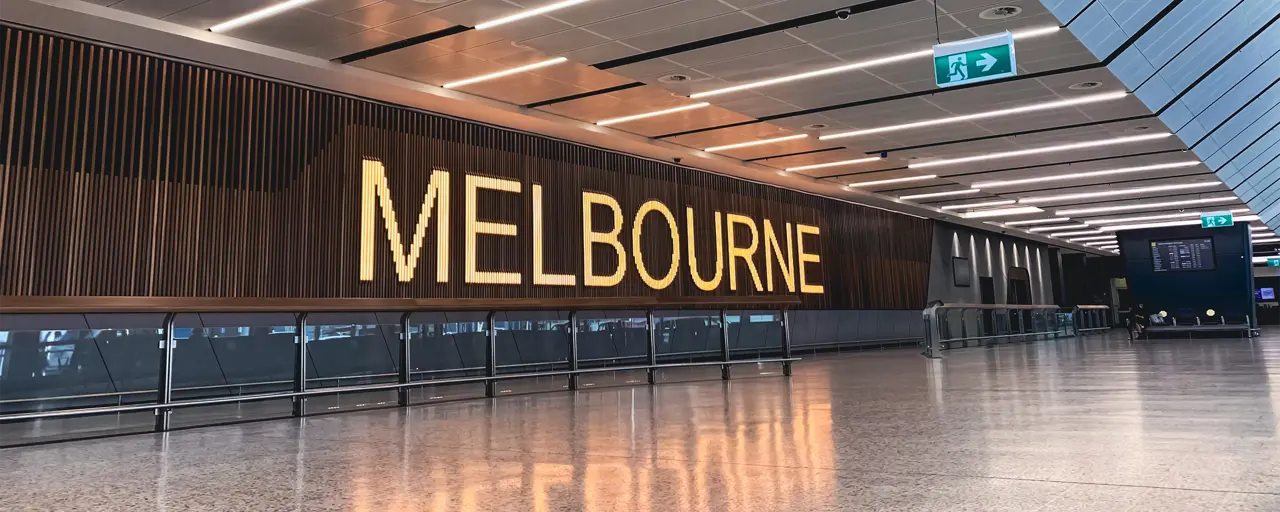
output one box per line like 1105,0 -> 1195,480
934,32 -> 1016,87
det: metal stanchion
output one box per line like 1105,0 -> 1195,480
292,312 -> 309,418
154,312 -> 177,432
780,309 -> 793,376
398,312 -> 412,407
720,309 -> 731,380
485,311 -> 498,398
568,311 -> 579,391
646,310 -> 658,384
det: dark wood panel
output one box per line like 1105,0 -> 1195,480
0,25 -> 933,311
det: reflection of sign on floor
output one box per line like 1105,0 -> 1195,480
934,32 -> 1017,87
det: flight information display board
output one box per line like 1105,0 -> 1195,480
1151,238 -> 1216,272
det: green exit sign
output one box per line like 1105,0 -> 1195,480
934,32 -> 1016,87
1200,211 -> 1233,228
1269,258 -> 1280,267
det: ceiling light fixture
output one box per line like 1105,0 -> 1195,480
1004,217 -> 1072,226
786,156 -> 882,172
1083,208 -> 1251,225
688,26 -> 1060,99
820,92 -> 1128,141
1252,226 -> 1272,231
1067,235 -> 1117,242
1051,229 -> 1106,237
899,189 -> 981,200
973,161 -> 1201,188
843,173 -> 935,187
961,206 -> 1045,219
940,200 -> 1017,211
1083,240 -> 1118,246
443,57 -> 568,89
596,102 -> 710,126
909,133 -> 1174,169
1100,215 -> 1260,231
705,134 -> 808,153
1054,196 -> 1239,216
1018,182 -> 1219,204
1253,238 -> 1279,245
1027,223 -> 1090,232
209,0 -> 318,32
475,0 -> 595,30
1097,245 -> 1120,250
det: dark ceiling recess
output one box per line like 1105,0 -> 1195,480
334,24 -> 470,64
523,81 -> 645,108
745,146 -> 847,162
591,0 -> 916,70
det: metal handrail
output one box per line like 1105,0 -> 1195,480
0,357 -> 799,423
921,302 -> 1062,358
0,308 -> 803,441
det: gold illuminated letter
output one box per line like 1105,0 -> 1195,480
763,220 -> 795,292
465,175 -> 522,285
359,159 -> 450,283
796,224 -> 824,294
686,208 -> 723,291
725,214 -> 763,292
582,192 -> 626,287
532,184 -> 576,286
632,200 -> 680,290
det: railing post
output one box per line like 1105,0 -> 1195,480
719,309 -> 731,380
398,312 -> 412,407
568,311 -> 580,391
292,312 -> 309,418
485,311 -> 498,398
780,309 -> 793,376
646,309 -> 658,384
922,303 -> 943,359
154,312 -> 177,432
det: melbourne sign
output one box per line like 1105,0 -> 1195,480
358,159 -> 824,295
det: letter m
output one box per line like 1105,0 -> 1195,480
359,158 -> 450,282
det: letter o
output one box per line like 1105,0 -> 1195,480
632,200 -> 680,289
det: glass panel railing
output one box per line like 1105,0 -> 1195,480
654,310 -> 722,363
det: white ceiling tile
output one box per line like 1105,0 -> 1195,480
304,0 -> 386,17
584,0 -> 737,40
109,0 -> 207,19
664,32 -> 798,68
549,0 -> 681,27
517,28 -> 611,55
619,12 -> 762,52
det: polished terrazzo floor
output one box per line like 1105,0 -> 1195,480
3,331 -> 1280,511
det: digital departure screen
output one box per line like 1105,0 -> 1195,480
1150,238 -> 1216,272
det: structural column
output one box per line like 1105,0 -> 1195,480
154,312 -> 177,432
292,312 -> 309,417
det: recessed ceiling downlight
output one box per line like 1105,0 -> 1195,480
979,6 -> 1023,20
803,123 -> 830,130
1069,81 -> 1103,90
658,74 -> 692,83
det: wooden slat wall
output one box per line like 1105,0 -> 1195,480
0,25 -> 933,310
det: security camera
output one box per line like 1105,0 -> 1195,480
673,157 -> 682,164
836,8 -> 853,20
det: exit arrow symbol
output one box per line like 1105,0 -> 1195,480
977,53 -> 997,72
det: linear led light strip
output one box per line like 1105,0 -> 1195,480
1054,196 -> 1239,216
899,189 -> 981,201
689,26 -> 1060,99
1083,240 -> 1118,246
961,206 -> 1043,219
909,133 -> 1174,169
1027,224 -> 1089,233
705,134 -> 807,153
1082,208 -> 1252,225
597,103 -> 710,126
940,200 -> 1015,211
1099,215 -> 1260,231
476,0 -> 595,30
210,0 -> 320,32
1051,229 -> 1106,237
443,58 -> 568,89
1017,182 -> 1219,204
1067,235 -> 1117,242
844,173 -> 934,187
1005,217 -> 1073,226
821,92 -> 1128,141
788,156 -> 882,172
974,161 -> 1202,188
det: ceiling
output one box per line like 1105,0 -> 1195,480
70,0 -> 1278,253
